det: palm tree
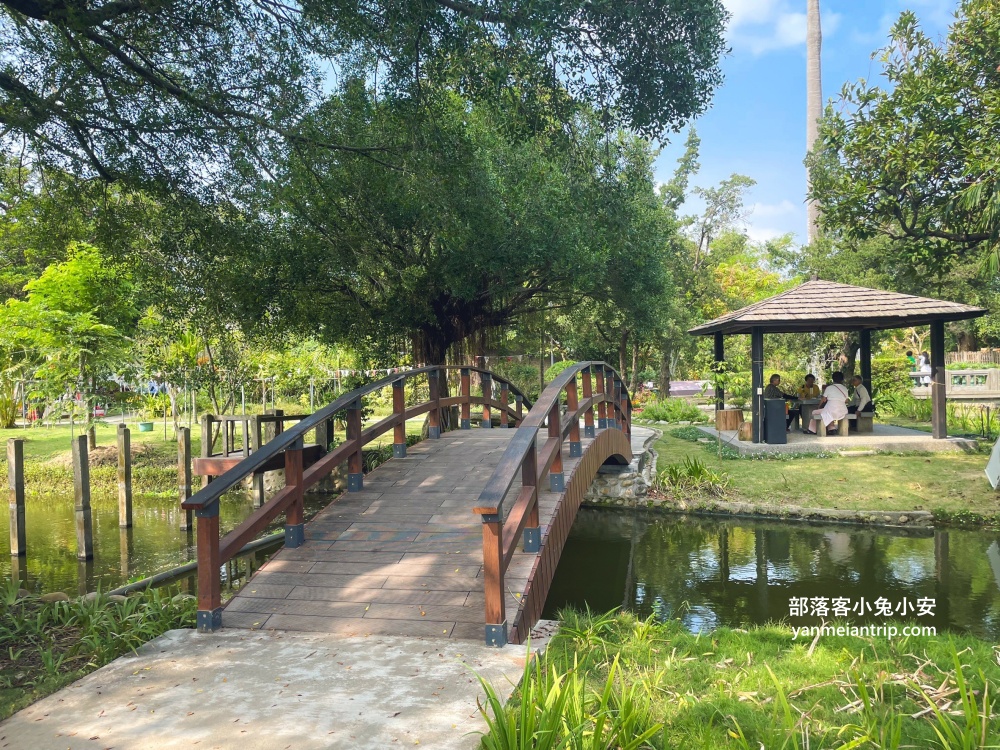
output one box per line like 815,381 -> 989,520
806,0 -> 822,243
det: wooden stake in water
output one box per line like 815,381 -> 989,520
72,436 -> 94,561
8,438 -> 25,557
178,426 -> 193,530
118,424 -> 133,528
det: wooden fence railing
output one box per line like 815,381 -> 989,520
182,365 -> 531,632
472,362 -> 631,646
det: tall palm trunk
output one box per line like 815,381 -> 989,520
806,0 -> 822,244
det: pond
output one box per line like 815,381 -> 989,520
543,508 -> 1000,640
0,492 -> 332,595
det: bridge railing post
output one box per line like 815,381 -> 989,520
567,375 -> 581,457
515,394 -> 523,424
522,437 -> 540,553
392,378 -> 407,457
499,382 -> 509,428
347,399 -> 363,491
582,366 -> 595,438
178,426 -> 193,531
196,498 -> 222,632
428,369 -> 442,439
481,373 -> 492,428
613,375 -> 623,431
284,441 -> 305,548
479,511 -> 507,647
460,368 -> 471,429
548,402 -> 563,492
595,368 -> 607,429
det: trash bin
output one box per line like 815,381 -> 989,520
764,399 -> 787,444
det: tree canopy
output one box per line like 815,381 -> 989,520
1,0 -> 728,193
808,0 -> 1000,273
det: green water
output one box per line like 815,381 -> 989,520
0,493 -> 331,595
544,509 -> 1000,640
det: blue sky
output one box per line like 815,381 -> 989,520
652,0 -> 959,245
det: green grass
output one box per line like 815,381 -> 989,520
0,584 -> 196,721
655,429 -> 1000,520
481,610 -> 1000,749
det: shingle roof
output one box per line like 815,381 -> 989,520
688,279 -> 987,336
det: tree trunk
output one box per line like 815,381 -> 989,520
806,0 -> 822,243
629,342 -> 640,393
618,328 -> 629,377
658,347 -> 671,397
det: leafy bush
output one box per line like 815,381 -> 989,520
655,456 -> 729,495
638,398 -> 706,423
543,360 -> 578,383
872,355 -> 912,404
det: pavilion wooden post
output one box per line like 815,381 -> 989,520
859,329 -> 873,396
750,327 -> 764,443
714,332 -> 725,411
930,320 -> 947,438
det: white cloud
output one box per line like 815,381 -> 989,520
750,199 -> 797,219
745,225 -> 788,243
723,0 -> 841,56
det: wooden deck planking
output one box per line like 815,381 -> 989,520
223,429 -> 591,639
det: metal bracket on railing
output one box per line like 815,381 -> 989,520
569,441 -> 582,457
523,527 -> 540,553
197,607 -> 223,633
485,621 -> 508,648
285,523 -> 305,547
550,472 -> 565,492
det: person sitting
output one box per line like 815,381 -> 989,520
804,371 -> 849,435
798,373 -> 821,400
848,375 -> 872,414
763,373 -> 797,431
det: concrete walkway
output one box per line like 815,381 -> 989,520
0,628 -> 532,750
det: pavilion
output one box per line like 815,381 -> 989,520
688,279 -> 987,443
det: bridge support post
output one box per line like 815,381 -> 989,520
596,368 -> 607,429
481,373 -> 492,428
567,375 -> 582,457
178,427 -> 193,531
201,414 -> 215,491
499,383 -> 509,428
249,416 -> 265,508
582,366 -> 595,438
392,378 -> 407,458
8,439 -> 25,557
479,512 -> 507,647
515,394 -> 523,423
347,399 -> 363,491
195,501 -> 222,633
460,368 -> 471,429
548,403 -> 564,492
284,443 -> 305,547
428,369 -> 441,439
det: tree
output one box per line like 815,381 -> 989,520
806,0 -> 822,243
808,0 -> 1000,271
690,174 -> 756,271
0,242 -> 137,416
1,0 -> 728,193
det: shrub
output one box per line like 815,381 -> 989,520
655,456 -> 730,495
639,398 -> 706,423
872,355 -> 911,404
543,360 -> 577,383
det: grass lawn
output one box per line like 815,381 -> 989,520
653,428 -> 1000,520
483,610 -> 1000,749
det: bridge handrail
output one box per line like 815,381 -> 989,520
471,361 -> 632,646
186,364 -> 531,632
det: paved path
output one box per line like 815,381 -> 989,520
0,629 -> 533,750
223,429 -> 538,640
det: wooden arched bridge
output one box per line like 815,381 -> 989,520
183,362 -> 632,646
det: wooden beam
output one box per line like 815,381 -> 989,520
931,319 -> 947,439
751,327 -> 764,443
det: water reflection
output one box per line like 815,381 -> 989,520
543,509 -> 1000,640
0,492 -> 329,595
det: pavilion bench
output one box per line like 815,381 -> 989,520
811,412 -> 873,436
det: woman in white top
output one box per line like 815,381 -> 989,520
804,371 -> 850,435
